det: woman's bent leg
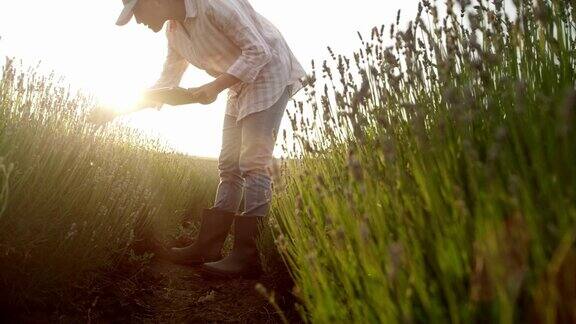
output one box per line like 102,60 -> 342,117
239,86 -> 292,217
213,114 -> 244,213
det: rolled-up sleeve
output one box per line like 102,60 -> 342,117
152,40 -> 189,89
207,0 -> 272,83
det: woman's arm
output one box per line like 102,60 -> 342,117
187,73 -> 241,105
188,1 -> 273,105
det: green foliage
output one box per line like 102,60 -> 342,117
0,157 -> 12,219
0,59 -> 219,306
273,0 -> 576,322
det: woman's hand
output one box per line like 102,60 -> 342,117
188,84 -> 221,105
189,73 -> 242,105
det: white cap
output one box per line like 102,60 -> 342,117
116,0 -> 139,26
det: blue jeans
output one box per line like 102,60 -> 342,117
213,85 -> 292,217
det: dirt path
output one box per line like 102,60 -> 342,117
134,260 -> 296,323
6,226 -> 302,323
71,257 -> 303,323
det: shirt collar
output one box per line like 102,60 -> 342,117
184,0 -> 197,19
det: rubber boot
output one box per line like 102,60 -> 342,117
169,207 -> 236,266
200,216 -> 265,279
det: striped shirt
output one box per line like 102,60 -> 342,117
152,0 -> 307,122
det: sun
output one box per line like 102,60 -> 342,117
94,83 -> 146,114
88,77 -> 227,159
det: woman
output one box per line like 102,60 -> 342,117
116,0 -> 306,279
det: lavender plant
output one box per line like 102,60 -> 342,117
0,58 -> 219,307
273,0 -> 576,322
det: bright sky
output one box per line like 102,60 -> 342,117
0,1 -> 417,159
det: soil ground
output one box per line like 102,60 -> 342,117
2,248 -> 303,323
3,260 -> 302,323
1,213 -> 304,323
102,259 -> 303,323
